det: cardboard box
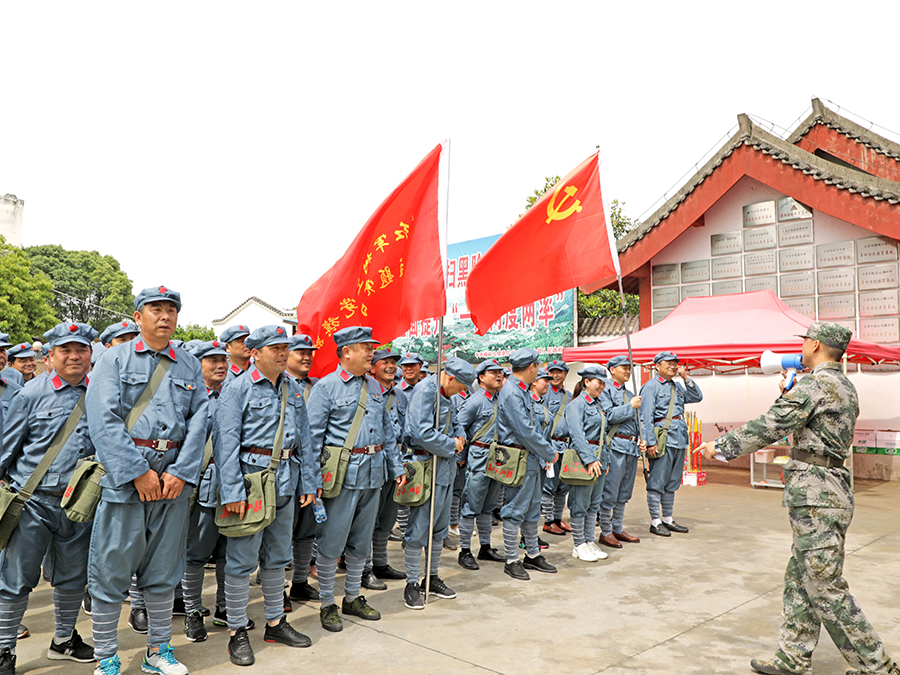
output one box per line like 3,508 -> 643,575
876,431 -> 900,455
854,429 -> 878,454
682,471 -> 707,487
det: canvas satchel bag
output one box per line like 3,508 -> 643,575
394,407 -> 451,507
320,382 -> 367,499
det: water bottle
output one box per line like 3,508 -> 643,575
312,501 -> 327,523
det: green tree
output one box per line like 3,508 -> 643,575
24,245 -> 135,332
173,323 -> 216,342
0,236 -> 59,342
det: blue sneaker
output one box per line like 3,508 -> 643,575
95,654 -> 121,675
141,644 -> 188,675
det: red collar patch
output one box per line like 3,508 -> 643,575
483,390 -> 493,400
52,373 -> 64,390
531,392 -> 540,401
584,393 -> 593,403
517,379 -> 527,391
459,390 -> 468,398
614,381 -> 622,389
339,368 -> 352,382
230,364 -> 242,374
135,339 -> 145,352
551,385 -> 560,393
657,376 -> 665,383
250,368 -> 262,382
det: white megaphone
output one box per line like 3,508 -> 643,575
760,350 -> 804,391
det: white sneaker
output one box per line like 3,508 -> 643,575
141,644 -> 188,675
587,541 -> 609,560
573,543 -> 599,562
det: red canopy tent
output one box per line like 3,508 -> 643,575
562,291 -> 900,370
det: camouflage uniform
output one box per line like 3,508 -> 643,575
716,323 -> 896,675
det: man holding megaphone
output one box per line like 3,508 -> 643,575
694,322 -> 899,675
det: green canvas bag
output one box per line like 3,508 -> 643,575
653,383 -> 677,458
394,407 -> 451,507
560,404 -> 605,486
320,382 -> 367,499
216,380 -> 288,537
485,404 -> 530,488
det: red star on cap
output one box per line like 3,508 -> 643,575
121,321 -> 128,327
406,353 -> 412,357
276,327 -> 283,334
20,343 -> 27,349
213,341 -> 219,347
158,286 -> 168,293
70,324 -> 78,332
239,325 -> 245,331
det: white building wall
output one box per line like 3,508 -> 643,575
0,194 -> 23,247
210,303 -> 293,339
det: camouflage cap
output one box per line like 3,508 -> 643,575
797,321 -> 852,351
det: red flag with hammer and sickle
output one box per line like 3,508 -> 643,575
465,152 -> 618,335
296,144 -> 446,377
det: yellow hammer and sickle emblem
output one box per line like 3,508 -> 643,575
545,184 -> 583,224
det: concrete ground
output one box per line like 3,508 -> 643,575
13,467 -> 900,675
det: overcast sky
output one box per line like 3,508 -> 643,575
3,1 -> 898,327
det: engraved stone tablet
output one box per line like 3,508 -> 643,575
652,309 -> 673,324
777,220 -> 814,248
710,232 -> 742,257
778,245 -> 815,273
680,260 -> 710,284
817,268 -> 855,294
742,200 -> 777,227
859,317 -> 900,344
712,279 -> 743,296
857,263 -> 899,291
777,197 -> 813,222
817,294 -> 856,320
681,284 -> 710,301
816,240 -> 855,268
856,236 -> 899,264
743,250 -> 777,276
744,276 -> 777,293
652,286 -> 681,309
742,225 -> 777,251
711,255 -> 742,279
859,290 -> 900,317
782,297 -> 816,319
651,263 -> 679,287
780,272 -> 816,298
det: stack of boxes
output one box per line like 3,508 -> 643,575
853,430 -> 900,455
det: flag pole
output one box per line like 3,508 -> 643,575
425,139 -> 451,605
615,272 -> 650,482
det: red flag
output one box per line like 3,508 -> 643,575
465,152 -> 618,335
296,144 -> 446,377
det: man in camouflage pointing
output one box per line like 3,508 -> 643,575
695,322 -> 898,675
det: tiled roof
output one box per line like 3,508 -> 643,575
212,296 -> 296,324
787,98 -> 900,163
619,114 -> 900,254
579,315 -> 639,339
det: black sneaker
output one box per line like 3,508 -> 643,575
341,596 -> 381,620
403,582 -> 424,610
184,610 -> 207,643
200,606 -> 210,617
319,604 -> 343,632
458,548 -> 479,570
213,605 -> 255,630
82,592 -> 92,615
0,647 -> 15,675
172,596 -> 187,616
283,591 -> 292,613
228,627 -> 255,666
15,625 -> 27,640
47,628 -> 94,662
538,537 -> 550,550
477,544 -> 505,562
360,570 -> 387,591
288,581 -> 320,601
424,577 -> 456,599
372,564 -> 406,580
523,554 -> 557,573
264,616 -> 311,648
128,607 -> 148,634
504,560 -> 530,581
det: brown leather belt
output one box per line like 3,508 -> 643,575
505,443 -> 526,450
350,444 -> 383,455
614,433 -> 638,442
133,438 -> 182,452
791,450 -> 844,469
587,439 -> 602,446
655,415 -> 684,423
242,446 -> 294,459
412,449 -> 431,456
551,436 -> 568,442
471,441 -> 492,449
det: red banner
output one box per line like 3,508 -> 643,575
465,152 -> 618,335
297,144 -> 446,377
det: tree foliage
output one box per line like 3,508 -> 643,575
0,236 -> 59,342
24,245 -> 134,332
173,323 -> 216,342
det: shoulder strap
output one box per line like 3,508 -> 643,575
661,382 -> 677,432
541,402 -> 549,428
550,391 -> 569,436
599,405 -> 607,447
19,392 -> 87,500
471,397 -> 498,444
268,379 -> 289,471
385,389 -> 396,413
442,404 -> 452,434
606,389 -> 631,442
341,381 -> 369,452
303,380 -> 313,403
124,358 -> 172,432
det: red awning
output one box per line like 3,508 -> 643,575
563,291 -> 900,370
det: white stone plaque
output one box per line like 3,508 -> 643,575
777,197 -> 813,222
782,296 -> 816,319
817,268 -> 856,294
778,220 -> 814,247
652,286 -> 681,309
858,317 -> 900,344
711,255 -> 742,279
652,264 -> 679,287
856,236 -> 899,265
744,276 -> 777,293
857,263 -> 899,291
681,284 -> 710,301
743,200 -> 777,227
779,246 -> 815,273
712,279 -> 743,296
744,250 -> 777,276
859,290 -> 900,317
818,294 -> 856,320
816,240 -> 855,268
652,309 -> 673,324
710,232 -> 743,257
742,225 -> 777,251
680,260 -> 710,284
780,272 -> 816,298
